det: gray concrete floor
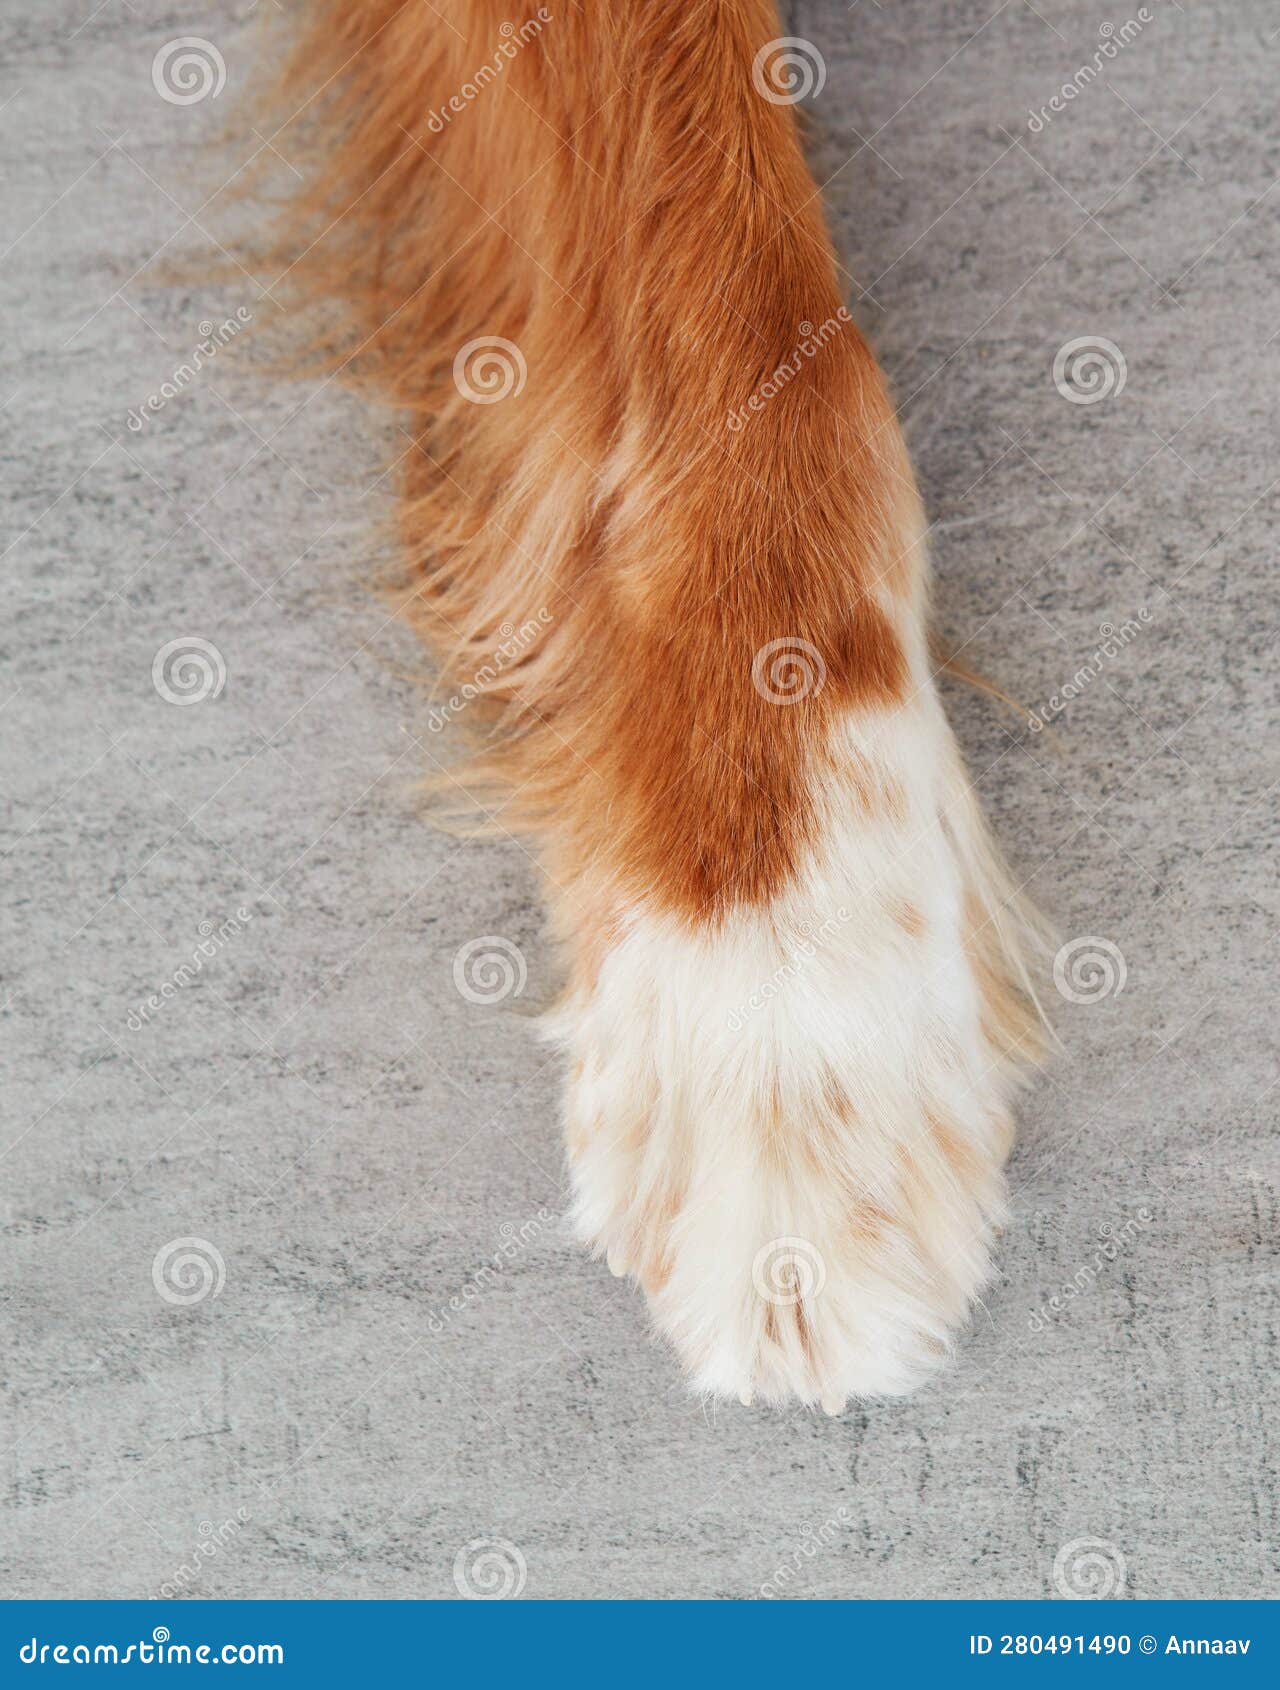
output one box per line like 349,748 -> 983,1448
3,0 -> 1278,1601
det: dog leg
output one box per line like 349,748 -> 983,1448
263,0 -> 1046,1405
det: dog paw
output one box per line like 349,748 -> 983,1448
550,704 -> 1039,1408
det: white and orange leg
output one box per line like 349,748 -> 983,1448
553,685 -> 1040,1411
261,0 -> 1047,1408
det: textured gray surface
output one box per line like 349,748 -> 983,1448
3,0 -> 1277,1601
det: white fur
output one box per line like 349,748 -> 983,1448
547,695 -> 1036,1410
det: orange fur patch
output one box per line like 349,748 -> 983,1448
256,0 -> 922,923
